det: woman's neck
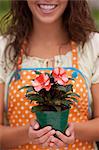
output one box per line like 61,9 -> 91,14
33,20 -> 67,44
27,20 -> 70,58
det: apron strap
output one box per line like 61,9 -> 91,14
17,48 -> 24,70
71,41 -> 78,69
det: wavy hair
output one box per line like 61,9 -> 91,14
0,0 -> 97,66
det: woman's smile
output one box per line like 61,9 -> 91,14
37,3 -> 58,14
27,0 -> 68,24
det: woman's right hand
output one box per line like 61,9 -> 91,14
28,120 -> 56,148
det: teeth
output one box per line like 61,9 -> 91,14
39,4 -> 56,10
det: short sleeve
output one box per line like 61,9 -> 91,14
78,32 -> 99,85
92,56 -> 99,84
0,36 -> 8,83
88,33 -> 99,84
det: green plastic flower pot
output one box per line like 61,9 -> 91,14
36,109 -> 70,133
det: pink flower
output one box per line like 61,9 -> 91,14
52,67 -> 68,85
32,73 -> 51,92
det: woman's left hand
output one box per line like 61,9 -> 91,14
49,123 -> 75,148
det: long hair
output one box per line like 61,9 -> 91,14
0,0 -> 97,66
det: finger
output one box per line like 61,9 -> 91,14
65,123 -> 74,137
28,126 -> 36,141
49,142 -> 56,148
35,129 -> 55,144
33,126 -> 52,138
65,129 -> 71,137
33,131 -> 55,145
50,136 -> 65,148
30,120 -> 39,130
56,130 -> 75,144
42,136 -> 53,148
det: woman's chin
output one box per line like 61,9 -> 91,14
35,16 -> 60,25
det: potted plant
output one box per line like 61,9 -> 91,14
20,67 -> 80,133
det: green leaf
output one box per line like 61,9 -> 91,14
56,86 -> 67,92
26,87 -> 34,93
62,100 -> 72,105
65,97 -> 78,103
65,84 -> 73,93
35,71 -> 41,75
19,85 -> 33,91
70,97 -> 78,103
65,93 -> 80,98
56,84 -> 73,93
31,105 -> 44,112
69,93 -> 80,97
26,94 -> 44,102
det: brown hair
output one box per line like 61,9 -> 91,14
0,0 -> 97,66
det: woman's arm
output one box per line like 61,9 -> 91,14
1,124 -> 29,149
0,83 -> 55,149
0,83 -> 30,149
74,83 -> 99,141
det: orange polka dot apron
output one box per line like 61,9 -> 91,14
7,42 -> 95,150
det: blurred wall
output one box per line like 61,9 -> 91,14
89,0 -> 99,9
0,1 -> 10,12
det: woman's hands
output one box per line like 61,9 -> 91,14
49,123 -> 75,148
28,120 -> 55,148
28,121 -> 75,148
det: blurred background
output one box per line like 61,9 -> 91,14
0,0 -> 99,29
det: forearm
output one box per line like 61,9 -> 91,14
1,124 -> 30,149
74,118 -> 99,141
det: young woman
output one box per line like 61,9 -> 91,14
0,0 -> 99,149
